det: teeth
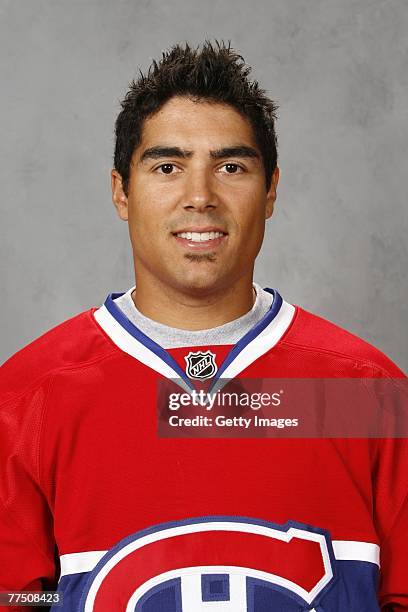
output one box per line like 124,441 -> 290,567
176,231 -> 224,242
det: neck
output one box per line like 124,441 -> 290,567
131,273 -> 256,331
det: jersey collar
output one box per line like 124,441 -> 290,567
93,288 -> 295,394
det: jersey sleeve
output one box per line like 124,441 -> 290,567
0,375 -> 58,610
379,491 -> 408,610
374,423 -> 408,608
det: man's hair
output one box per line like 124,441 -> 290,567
114,40 -> 279,195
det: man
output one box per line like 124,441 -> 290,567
0,41 -> 407,611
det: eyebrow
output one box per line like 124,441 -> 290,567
139,145 -> 260,163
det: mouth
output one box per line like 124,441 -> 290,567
172,228 -> 228,251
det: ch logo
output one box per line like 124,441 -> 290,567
185,350 -> 217,380
79,516 -> 336,611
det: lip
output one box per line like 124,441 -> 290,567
172,227 -> 228,234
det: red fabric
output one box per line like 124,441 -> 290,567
0,304 -> 406,609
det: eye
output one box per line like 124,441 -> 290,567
154,163 -> 180,175
219,163 -> 244,174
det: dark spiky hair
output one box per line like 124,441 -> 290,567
114,40 -> 278,195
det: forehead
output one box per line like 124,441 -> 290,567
138,96 -> 258,150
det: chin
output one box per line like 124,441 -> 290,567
175,272 -> 224,295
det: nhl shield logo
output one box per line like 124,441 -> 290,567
185,350 -> 217,380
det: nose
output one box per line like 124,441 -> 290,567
182,168 -> 218,212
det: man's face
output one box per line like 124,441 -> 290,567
112,96 -> 279,295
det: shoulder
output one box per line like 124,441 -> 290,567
281,303 -> 405,377
0,307 -> 116,404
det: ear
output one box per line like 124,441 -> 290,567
111,169 -> 129,221
265,166 -> 280,219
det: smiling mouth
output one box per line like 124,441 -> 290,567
175,230 -> 226,241
172,230 -> 228,251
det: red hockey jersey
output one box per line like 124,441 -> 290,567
0,288 -> 407,611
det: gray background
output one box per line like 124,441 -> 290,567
1,0 -> 407,370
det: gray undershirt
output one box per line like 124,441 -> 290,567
113,283 -> 273,349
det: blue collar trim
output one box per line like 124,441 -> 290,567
103,287 -> 282,391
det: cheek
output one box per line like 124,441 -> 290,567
128,202 -> 174,263
235,197 -> 266,235
128,196 -> 159,235
231,204 -> 266,260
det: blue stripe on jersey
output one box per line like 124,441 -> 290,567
207,289 -> 282,390
104,292 -> 195,390
52,560 -> 380,611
